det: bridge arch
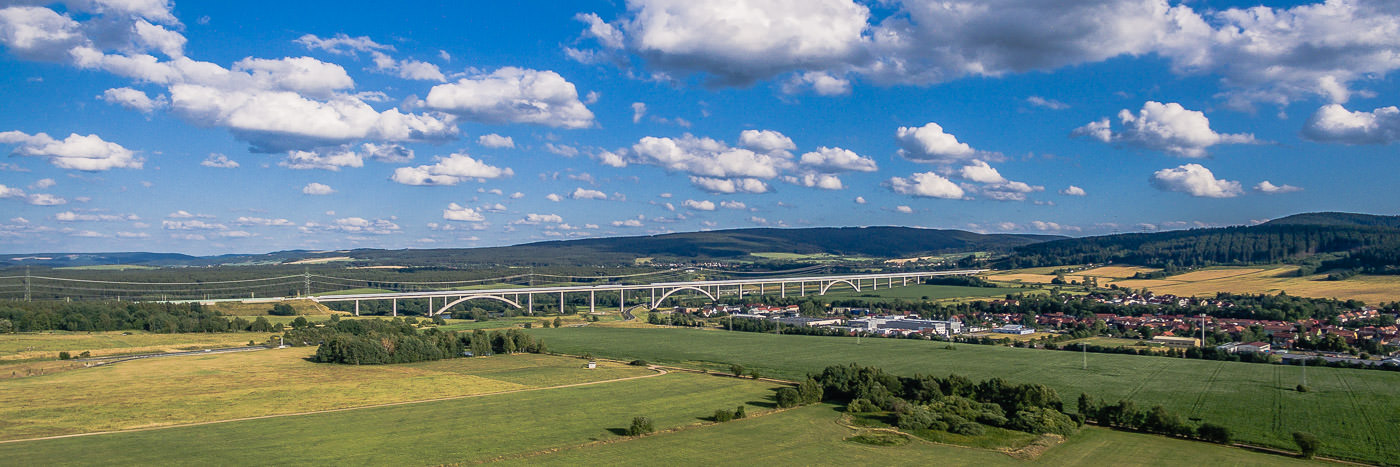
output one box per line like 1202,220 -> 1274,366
434,295 -> 522,315
819,279 -> 860,295
652,286 -> 717,308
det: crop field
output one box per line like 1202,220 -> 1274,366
1073,266 -> 1160,278
1107,266 -> 1400,304
0,370 -> 780,465
0,347 -> 652,440
527,326 -> 1400,465
820,284 -> 1026,302
208,299 -> 333,316
508,404 -> 1319,466
0,331 -> 270,361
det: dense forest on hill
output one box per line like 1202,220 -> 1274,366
995,223 -> 1400,271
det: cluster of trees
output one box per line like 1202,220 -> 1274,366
775,378 -> 824,408
299,318 -> 545,365
922,275 -> 1000,288
1078,395 -> 1231,444
997,224 -> 1400,269
647,311 -> 704,327
810,364 -> 1077,437
723,317 -> 845,337
0,301 -> 257,333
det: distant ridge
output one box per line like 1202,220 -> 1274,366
999,211 -> 1400,269
0,226 -> 1062,268
1263,212 -> 1400,229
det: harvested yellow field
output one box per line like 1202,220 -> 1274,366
990,273 -> 1059,284
1109,279 -> 1185,289
1165,268 -> 1264,282
0,331 -> 270,361
1102,265 -> 1400,304
210,299 -> 334,316
0,348 -> 651,440
1076,265 -> 1160,278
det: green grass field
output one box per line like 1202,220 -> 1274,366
0,371 -> 780,465
0,347 -> 652,440
0,331 -> 271,361
820,283 -> 1027,302
506,404 -> 1320,466
525,326 -> 1400,465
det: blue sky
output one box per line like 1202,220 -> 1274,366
1,0 -> 1398,255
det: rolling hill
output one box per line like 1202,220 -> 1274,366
997,212 -> 1400,270
1,226 -> 1061,268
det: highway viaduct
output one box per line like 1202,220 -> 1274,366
310,269 -> 987,317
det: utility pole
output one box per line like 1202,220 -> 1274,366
1083,342 -> 1087,370
303,268 -> 311,297
24,266 -> 31,302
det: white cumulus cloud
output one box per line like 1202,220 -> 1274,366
390,153 -> 513,186
0,130 -> 142,170
896,122 -> 977,163
1073,101 -> 1255,157
1301,104 -> 1400,145
443,203 -> 485,222
201,153 -> 239,168
99,87 -> 166,112
425,67 -> 595,128
302,182 -> 335,195
887,172 -> 965,199
682,199 -> 716,211
1150,164 -> 1242,198
570,187 -> 608,200
477,133 -> 515,148
1255,181 -> 1302,194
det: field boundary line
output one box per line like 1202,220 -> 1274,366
0,363 -> 668,445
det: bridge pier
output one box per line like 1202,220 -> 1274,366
781,282 -> 786,298
392,298 -> 397,317
354,300 -> 359,316
589,290 -> 595,314
559,292 -> 565,314
528,293 -> 533,314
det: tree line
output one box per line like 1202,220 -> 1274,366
286,317 -> 546,365
996,224 -> 1400,271
0,301 -> 272,333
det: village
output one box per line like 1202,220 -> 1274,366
681,292 -> 1400,367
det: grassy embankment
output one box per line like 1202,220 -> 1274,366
0,347 -> 653,440
0,367 -> 780,465
526,326 -> 1400,465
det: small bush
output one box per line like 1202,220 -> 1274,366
627,416 -> 655,436
734,405 -> 746,419
1197,423 -> 1231,444
58,351 -> 70,360
714,409 -> 735,422
629,359 -> 650,366
1293,432 -> 1321,459
78,351 -> 91,358
776,388 -> 802,408
1296,384 -> 1309,393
